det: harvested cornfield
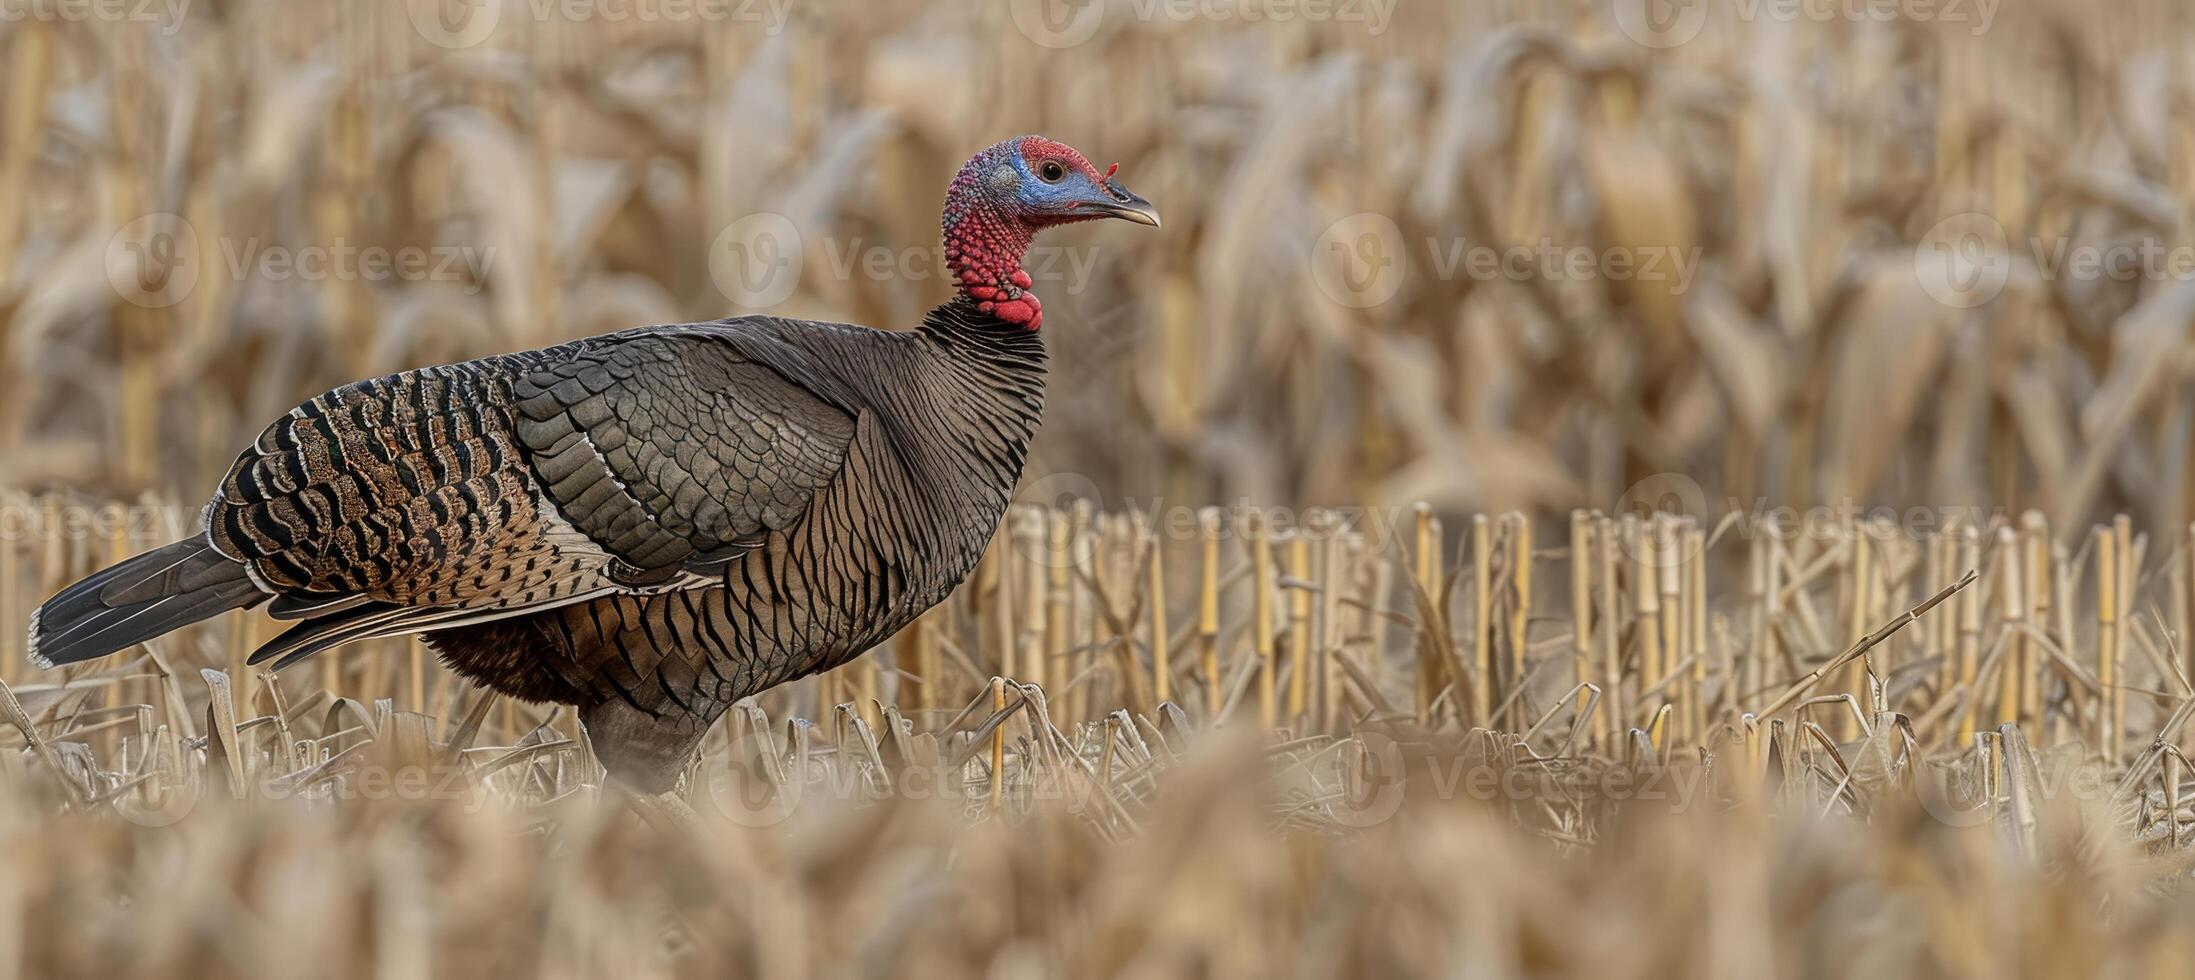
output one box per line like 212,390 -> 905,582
5,494 -> 2195,974
4,1 -> 2195,525
8,0 -> 2195,976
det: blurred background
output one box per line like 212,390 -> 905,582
14,5 -> 2195,976
3,0 -> 2192,535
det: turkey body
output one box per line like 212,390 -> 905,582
33,301 -> 1043,790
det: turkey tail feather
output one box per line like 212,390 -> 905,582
29,538 -> 265,669
247,600 -> 416,671
246,596 -> 609,672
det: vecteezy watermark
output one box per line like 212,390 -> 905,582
700,727 -> 1709,830
115,761 -> 493,827
1612,0 -> 1709,48
1326,731 -> 1407,827
1911,211 -> 2011,309
0,0 -> 190,33
406,0 -> 500,48
105,214 -> 199,310
0,500 -> 193,545
1607,471 -> 1714,567
1323,733 -> 1720,827
1597,471 -> 2036,564
712,212 -> 803,310
709,211 -> 1108,312
1611,0 -> 2000,49
1912,211 -> 2195,309
104,214 -> 497,309
1309,213 -> 1705,310
1917,747 -> 2115,829
1310,212 -> 1406,310
1000,488 -> 1433,572
406,0 -> 791,49
704,726 -> 1070,826
1009,0 -> 1396,49
213,239 -> 496,295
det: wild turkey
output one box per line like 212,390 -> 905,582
29,136 -> 1159,795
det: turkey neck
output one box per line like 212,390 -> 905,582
913,297 -> 1047,448
918,295 -> 1044,363
905,297 -> 1047,549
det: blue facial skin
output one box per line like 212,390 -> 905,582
1009,153 -> 1098,215
1005,152 -> 1158,226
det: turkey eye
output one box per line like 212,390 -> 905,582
1038,160 -> 1066,182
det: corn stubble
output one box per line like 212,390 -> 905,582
2,493 -> 2195,976
7,0 -> 2195,976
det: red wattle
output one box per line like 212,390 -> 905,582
992,296 -> 1041,330
940,139 -> 1053,330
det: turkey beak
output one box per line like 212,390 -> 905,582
1095,180 -> 1161,227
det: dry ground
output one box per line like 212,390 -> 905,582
3,499 -> 2194,976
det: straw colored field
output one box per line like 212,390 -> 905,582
4,495 -> 2195,975
9,0 -> 2195,976
3,2 -> 2194,530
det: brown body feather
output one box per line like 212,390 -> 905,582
31,132 -> 1158,792
36,304 -> 1044,790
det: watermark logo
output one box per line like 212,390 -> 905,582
706,215 -> 1111,310
1010,0 -> 1395,48
105,213 -> 199,310
1012,472 -> 1109,569
1913,211 -> 2011,309
1611,472 -> 1709,566
408,0 -> 792,47
1614,0 -> 1708,49
1915,762 -> 1992,828
1010,0 -> 1107,48
1018,471 -> 1107,514
407,0 -> 501,48
1424,236 -> 1702,293
703,728 -> 1037,824
0,500 -> 191,546
703,729 -> 801,827
221,240 -> 495,293
710,212 -> 804,310
1311,212 -> 1406,309
1613,0 -> 1998,49
113,767 -> 204,827
1309,214 -> 1705,310
1328,731 -> 1409,827
0,0 -> 191,33
1911,210 -> 2195,309
105,215 -> 496,307
111,762 -> 493,825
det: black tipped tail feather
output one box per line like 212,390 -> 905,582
245,599 -> 415,671
27,536 -> 523,676
28,538 -> 266,669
